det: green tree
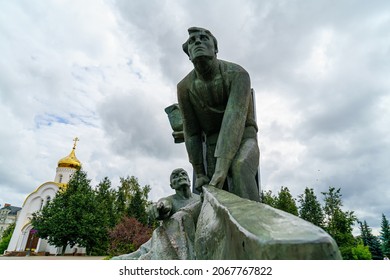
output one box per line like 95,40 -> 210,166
321,187 -> 356,259
116,176 -> 151,225
260,190 -> 277,207
32,170 -> 104,255
115,185 -> 127,221
127,187 -> 149,225
351,238 -> 372,260
380,213 -> 390,257
0,223 -> 15,254
358,220 -> 383,260
91,177 -> 117,255
32,188 -> 74,255
298,187 -> 324,228
274,186 -> 298,216
95,177 -> 117,227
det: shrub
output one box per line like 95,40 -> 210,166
108,216 -> 152,257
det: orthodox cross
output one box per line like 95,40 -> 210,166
73,137 -> 79,149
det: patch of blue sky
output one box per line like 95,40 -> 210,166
34,113 -> 71,128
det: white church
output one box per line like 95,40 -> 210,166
6,138 -> 86,256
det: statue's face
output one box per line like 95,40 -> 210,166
170,169 -> 190,189
187,31 -> 216,61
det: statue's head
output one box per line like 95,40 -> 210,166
170,168 -> 190,190
182,27 -> 218,61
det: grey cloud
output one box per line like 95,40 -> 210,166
113,0 -> 190,83
2,0 -> 390,233
98,90 -> 178,159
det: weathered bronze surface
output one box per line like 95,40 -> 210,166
177,27 -> 260,202
165,104 -> 184,143
112,168 -> 200,260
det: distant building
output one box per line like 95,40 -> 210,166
0,204 -> 22,239
5,138 -> 86,256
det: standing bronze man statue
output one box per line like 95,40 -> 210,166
177,27 -> 260,202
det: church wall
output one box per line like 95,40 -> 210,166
37,238 -> 47,252
7,203 -> 30,252
29,197 -> 43,214
6,183 -> 59,253
54,167 -> 76,184
19,224 -> 32,251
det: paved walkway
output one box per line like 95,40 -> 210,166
0,255 -> 106,260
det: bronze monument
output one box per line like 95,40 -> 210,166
177,27 -> 260,201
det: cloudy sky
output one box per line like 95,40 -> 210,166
1,0 -> 389,234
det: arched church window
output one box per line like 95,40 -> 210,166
59,174 -> 63,183
40,198 -> 44,210
46,196 -> 51,205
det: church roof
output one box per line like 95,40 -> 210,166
57,137 -> 81,169
22,182 -> 62,207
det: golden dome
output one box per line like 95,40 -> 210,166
58,138 -> 81,169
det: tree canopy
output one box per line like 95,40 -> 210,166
31,170 -> 102,255
261,187 -> 298,216
380,214 -> 390,258
298,187 -> 324,228
321,187 -> 356,259
116,176 -> 151,225
0,223 -> 15,254
275,186 -> 298,216
358,220 -> 383,260
31,170 -> 153,256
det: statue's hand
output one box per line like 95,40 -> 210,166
148,203 -> 159,220
195,175 -> 210,193
157,200 -> 172,219
209,157 -> 231,189
209,171 -> 227,189
148,199 -> 172,220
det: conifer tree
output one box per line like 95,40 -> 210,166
298,187 -> 324,228
92,177 -> 117,255
116,176 -> 151,225
95,177 -> 117,228
358,220 -> 383,260
321,187 -> 356,259
380,214 -> 390,258
275,186 -> 298,216
127,188 -> 149,225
